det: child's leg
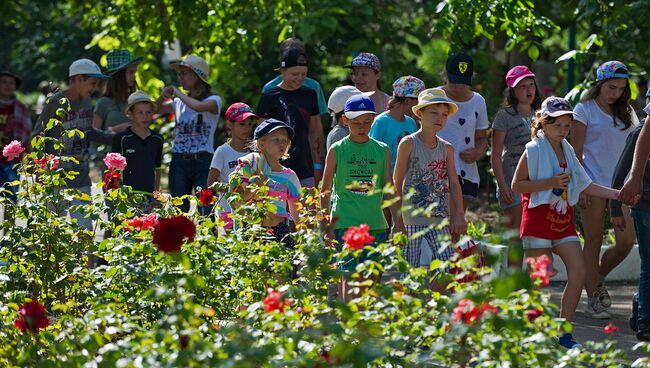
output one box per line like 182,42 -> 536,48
504,204 -> 524,268
554,241 -> 586,322
427,227 -> 453,293
403,225 -> 425,269
600,205 -> 636,277
579,197 -> 607,297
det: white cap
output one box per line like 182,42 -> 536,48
69,59 -> 110,78
327,85 -> 362,114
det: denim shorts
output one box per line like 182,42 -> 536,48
522,235 -> 580,249
333,228 -> 388,271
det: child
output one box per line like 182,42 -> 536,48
345,52 -> 389,113
111,91 -> 163,212
207,102 -> 257,230
229,118 -> 301,247
33,59 -> 113,230
491,66 -> 541,267
393,88 -> 466,278
571,61 -> 639,318
0,69 -> 31,202
438,52 -> 489,209
156,54 -> 222,214
511,96 -> 621,349
320,95 -> 398,301
326,85 -> 362,151
370,76 -> 425,173
610,116 -> 650,341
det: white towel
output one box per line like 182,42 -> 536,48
526,132 -> 592,209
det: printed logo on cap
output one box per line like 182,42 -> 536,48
458,62 -> 468,74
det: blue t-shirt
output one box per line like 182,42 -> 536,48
263,76 -> 328,116
369,111 -> 418,172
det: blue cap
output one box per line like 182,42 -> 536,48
344,95 -> 376,119
253,118 -> 294,140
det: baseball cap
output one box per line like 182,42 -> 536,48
69,59 -> 110,79
412,88 -> 458,116
540,96 -> 573,118
505,65 -> 535,88
254,118 -> 294,140
344,95 -> 377,119
596,60 -> 628,82
345,52 -> 381,71
445,52 -> 473,86
170,54 -> 210,84
225,102 -> 258,122
125,90 -> 155,113
392,76 -> 425,98
279,48 -> 308,69
328,86 -> 363,114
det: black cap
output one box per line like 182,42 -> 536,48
0,70 -> 21,89
279,48 -> 308,69
254,118 -> 295,140
445,52 -> 473,86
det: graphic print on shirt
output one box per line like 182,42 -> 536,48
173,114 -> 211,152
61,109 -> 93,157
408,156 -> 449,218
346,153 -> 377,196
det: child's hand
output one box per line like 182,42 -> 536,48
451,215 -> 467,240
162,86 -> 174,99
459,148 -> 482,163
392,217 -> 407,239
499,186 -> 514,204
551,172 -> 570,190
611,215 -> 625,231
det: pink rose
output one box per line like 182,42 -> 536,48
103,152 -> 127,171
3,141 -> 25,161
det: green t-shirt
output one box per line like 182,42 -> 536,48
331,137 -> 388,231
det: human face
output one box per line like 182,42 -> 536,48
597,78 -> 628,106
280,66 -> 308,91
0,76 -> 16,99
543,115 -> 572,144
350,66 -> 380,92
258,128 -> 291,160
73,75 -> 99,98
176,66 -> 200,90
513,77 -> 536,108
125,64 -> 138,88
444,82 -> 470,100
346,113 -> 374,140
128,102 -> 154,127
416,104 -> 450,132
229,117 -> 254,143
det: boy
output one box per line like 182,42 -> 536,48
325,85 -> 362,151
320,95 -> 398,301
33,59 -> 112,230
111,91 -> 164,212
0,69 -> 31,202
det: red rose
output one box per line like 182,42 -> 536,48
199,188 -> 214,206
341,224 -> 374,250
451,298 -> 497,324
525,308 -> 543,321
14,300 -> 49,333
152,215 -> 196,253
526,255 -> 551,286
126,213 -> 159,232
103,171 -> 121,192
263,290 -> 292,313
34,154 -> 60,170
603,323 -> 618,334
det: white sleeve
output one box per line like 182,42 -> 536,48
210,145 -> 224,170
573,102 -> 589,126
207,95 -> 222,115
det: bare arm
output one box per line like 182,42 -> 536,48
288,199 -> 300,225
584,183 -> 619,200
319,147 -> 336,220
156,87 -> 173,115
569,121 -> 586,164
490,130 -> 514,204
392,137 -> 413,233
446,143 -> 467,237
383,147 -> 400,229
207,168 -> 221,188
309,115 -> 325,184
511,151 -> 569,193
621,115 -> 650,204
171,87 -> 218,113
154,168 -> 161,191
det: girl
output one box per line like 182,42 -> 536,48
229,118 -> 301,247
512,96 -> 621,349
393,88 -> 466,281
156,54 -> 222,214
346,52 -> 389,113
491,66 -> 541,267
207,102 -> 257,231
570,61 -> 639,318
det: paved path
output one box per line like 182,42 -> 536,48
547,281 -> 645,361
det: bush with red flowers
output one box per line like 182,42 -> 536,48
103,171 -> 121,192
262,290 -> 292,313
13,300 -> 49,334
152,215 -> 196,253
341,224 -> 374,250
199,188 -> 214,206
526,255 -> 551,286
451,298 -> 498,325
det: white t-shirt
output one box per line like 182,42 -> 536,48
437,92 -> 489,184
171,95 -> 222,154
573,99 -> 638,186
210,142 -> 248,213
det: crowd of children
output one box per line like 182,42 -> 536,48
3,45 -> 650,348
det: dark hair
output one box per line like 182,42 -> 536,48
531,112 -> 557,139
103,69 -> 135,103
279,38 -> 305,55
501,77 -> 542,114
387,96 -> 408,110
191,79 -> 213,101
581,71 -> 634,130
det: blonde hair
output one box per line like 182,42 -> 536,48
531,112 -> 558,139
246,135 -> 291,161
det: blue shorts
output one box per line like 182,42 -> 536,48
333,228 -> 388,271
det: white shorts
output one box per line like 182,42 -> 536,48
522,235 -> 580,250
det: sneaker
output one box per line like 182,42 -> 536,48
585,299 -> 611,319
558,333 -> 583,349
595,281 -> 612,308
630,293 -> 639,332
638,329 -> 650,342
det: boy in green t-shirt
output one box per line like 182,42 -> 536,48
320,95 -> 398,301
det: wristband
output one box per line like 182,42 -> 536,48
313,163 -> 322,170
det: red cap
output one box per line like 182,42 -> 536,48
505,65 -> 535,88
225,102 -> 258,122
